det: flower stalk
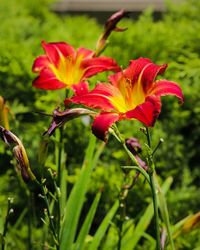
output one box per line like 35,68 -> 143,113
145,128 -> 161,250
149,172 -> 161,250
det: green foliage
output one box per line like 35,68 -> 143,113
0,0 -> 200,249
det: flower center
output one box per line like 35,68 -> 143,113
50,54 -> 85,87
110,77 -> 145,113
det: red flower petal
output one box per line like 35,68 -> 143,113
33,68 -> 66,90
77,47 -> 94,58
139,63 -> 167,93
82,57 -> 120,78
42,41 -> 75,66
124,58 -> 167,92
108,71 -> 123,87
149,80 -> 184,103
92,112 -> 119,141
126,96 -> 161,126
32,55 -> 49,73
124,58 -> 152,83
70,83 -> 116,110
72,81 -> 89,96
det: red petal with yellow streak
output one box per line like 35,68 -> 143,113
124,58 -> 167,92
139,63 -> 167,93
126,96 -> 161,126
42,41 -> 75,66
70,83 -> 116,110
92,112 -> 119,141
33,68 -> 66,90
82,57 -> 120,78
149,80 -> 184,103
124,58 -> 152,83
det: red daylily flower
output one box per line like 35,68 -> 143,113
32,41 -> 120,90
68,58 -> 184,141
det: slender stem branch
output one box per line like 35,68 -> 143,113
110,126 -> 141,168
122,166 -> 150,185
149,173 -> 161,250
152,139 -> 164,157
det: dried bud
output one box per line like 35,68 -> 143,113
0,126 -> 36,182
0,96 -> 10,130
126,137 -> 142,154
125,137 -> 148,170
95,9 -> 129,56
45,107 -> 96,136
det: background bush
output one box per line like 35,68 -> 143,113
0,0 -> 200,249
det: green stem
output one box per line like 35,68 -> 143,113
117,175 -> 128,250
28,193 -> 32,250
149,173 -> 161,250
110,126 -> 141,168
56,127 -> 63,187
156,179 -> 175,250
2,198 -> 13,250
117,202 -> 125,250
42,186 -> 59,249
110,126 -> 150,250
146,128 -> 161,250
36,180 -> 59,249
111,126 -> 161,248
146,127 -> 151,148
56,128 -> 63,238
122,166 -> 150,185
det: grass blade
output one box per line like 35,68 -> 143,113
74,192 -> 102,250
60,135 -> 96,250
88,200 -> 119,250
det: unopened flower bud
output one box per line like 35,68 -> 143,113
95,9 -> 129,56
45,107 -> 96,136
0,126 -> 36,182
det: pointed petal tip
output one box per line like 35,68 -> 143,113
92,112 -> 119,141
126,96 -> 161,127
150,80 -> 184,104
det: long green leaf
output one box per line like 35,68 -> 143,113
74,192 -> 102,250
122,177 -> 173,249
60,135 -> 96,250
88,200 -> 119,250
